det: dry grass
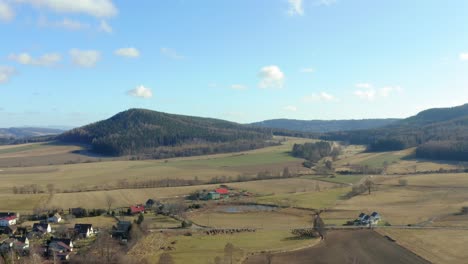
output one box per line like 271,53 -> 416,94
188,207 -> 312,229
377,229 -> 468,264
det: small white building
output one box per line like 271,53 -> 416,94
48,213 -> 62,223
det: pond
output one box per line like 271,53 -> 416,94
216,204 -> 278,213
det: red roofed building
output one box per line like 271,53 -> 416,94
215,188 -> 229,195
0,215 -> 17,227
130,205 -> 145,215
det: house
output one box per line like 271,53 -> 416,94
0,225 -> 17,236
33,223 -> 52,234
145,199 -> 157,208
48,213 -> 62,223
207,191 -> 221,200
215,188 -> 229,195
370,212 -> 381,224
361,215 -> 371,225
74,224 -> 93,238
112,221 -> 132,239
0,215 -> 17,227
48,238 -> 74,259
14,237 -> 29,251
49,238 -> 73,250
130,205 -> 145,215
0,237 -> 29,252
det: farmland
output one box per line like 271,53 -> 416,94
2,138 -> 468,263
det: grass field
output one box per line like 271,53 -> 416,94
300,175 -> 364,185
135,230 -> 318,264
377,229 -> 468,264
188,207 -> 312,229
257,187 -> 350,209
0,137 -> 311,195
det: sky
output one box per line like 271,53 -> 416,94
1,0 -> 468,127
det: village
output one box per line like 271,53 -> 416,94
0,184 -> 383,263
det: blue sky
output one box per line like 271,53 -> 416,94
1,0 -> 468,127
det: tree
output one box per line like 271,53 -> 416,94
282,167 -> 291,178
136,213 -> 144,225
106,195 -> 115,213
313,211 -> 326,240
364,178 -> 375,195
224,243 -> 235,264
158,253 -> 174,264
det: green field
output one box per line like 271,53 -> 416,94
301,175 -> 364,185
0,143 -> 45,154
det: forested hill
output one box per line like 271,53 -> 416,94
250,119 -> 399,133
58,108 -> 274,157
322,104 -> 468,161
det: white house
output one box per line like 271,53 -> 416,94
74,224 -> 94,238
48,213 -> 62,223
33,223 -> 52,234
0,215 -> 17,227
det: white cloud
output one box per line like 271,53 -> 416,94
70,49 -> 100,67
127,85 -> 152,99
283,105 -> 298,112
355,83 -> 373,89
316,0 -> 337,6
460,53 -> 468,61
303,92 -> 337,102
38,16 -> 90,30
115,47 -> 140,58
98,20 -> 112,33
160,47 -> 184,60
258,65 -> 285,89
354,89 -> 376,101
230,84 -> 248,90
288,0 -> 304,16
0,66 -> 15,84
300,68 -> 314,73
0,1 -> 14,21
9,52 -> 61,66
15,0 -> 118,18
354,83 -> 402,100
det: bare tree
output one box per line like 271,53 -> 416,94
364,178 -> 375,195
313,210 -> 326,240
106,195 -> 115,213
224,243 -> 235,264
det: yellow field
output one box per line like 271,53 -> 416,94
377,229 -> 468,264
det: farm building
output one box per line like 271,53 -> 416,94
48,213 -> 62,223
355,212 -> 381,226
74,224 -> 94,238
207,191 -> 221,200
130,205 -> 145,215
0,215 -> 17,227
33,223 -> 52,234
112,221 -> 132,239
215,188 -> 229,195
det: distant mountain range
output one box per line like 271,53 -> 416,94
250,119 -> 400,133
0,127 -> 64,139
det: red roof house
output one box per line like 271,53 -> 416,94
130,205 -> 145,215
215,188 -> 229,195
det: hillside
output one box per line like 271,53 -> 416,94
0,127 -> 64,139
58,108 -> 273,157
322,104 -> 468,161
251,119 -> 399,133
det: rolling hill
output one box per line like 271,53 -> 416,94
322,104 -> 468,161
58,108 -> 274,157
0,127 -> 64,139
251,119 -> 399,133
